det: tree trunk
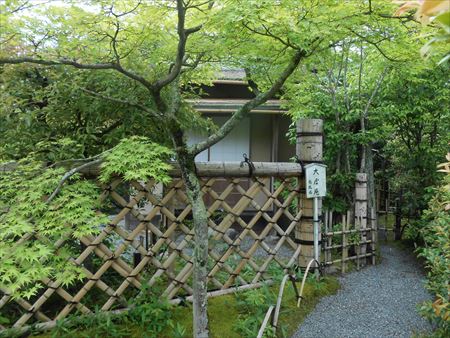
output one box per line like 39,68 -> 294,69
365,144 -> 376,217
394,189 -> 403,241
177,151 -> 209,338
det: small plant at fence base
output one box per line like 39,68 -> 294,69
233,285 -> 280,338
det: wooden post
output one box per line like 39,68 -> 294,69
355,173 -> 368,266
329,211 -> 333,266
394,189 -> 403,240
371,208 -> 377,265
324,211 -> 329,266
295,119 -> 323,268
341,213 -> 347,273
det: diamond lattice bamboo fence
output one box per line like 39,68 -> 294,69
0,162 -> 307,331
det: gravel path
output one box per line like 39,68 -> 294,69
292,244 -> 433,338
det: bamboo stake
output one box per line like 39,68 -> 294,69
341,213 -> 347,273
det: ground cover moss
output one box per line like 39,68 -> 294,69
25,276 -> 339,338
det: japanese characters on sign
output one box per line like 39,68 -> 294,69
305,163 -> 327,198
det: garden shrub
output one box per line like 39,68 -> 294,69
417,154 -> 450,336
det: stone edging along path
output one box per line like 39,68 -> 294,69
291,244 -> 433,338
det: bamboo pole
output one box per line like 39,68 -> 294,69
324,211 -> 329,268
80,162 -> 303,178
371,208 -> 377,265
341,214 -> 347,273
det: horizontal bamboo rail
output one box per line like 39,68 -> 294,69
323,252 -> 374,266
79,161 -> 303,178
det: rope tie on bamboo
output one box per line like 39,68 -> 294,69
214,228 -> 226,235
240,153 -> 255,177
242,193 -> 253,200
254,177 -> 266,186
294,155 -> 305,173
171,277 -> 183,285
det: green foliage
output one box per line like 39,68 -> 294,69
416,156 -> 450,335
26,281 -> 181,338
0,159 -> 107,299
127,281 -> 175,338
233,286 -> 278,338
99,136 -> 173,184
382,66 -> 450,219
0,64 -> 168,162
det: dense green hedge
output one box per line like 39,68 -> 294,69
417,155 -> 450,337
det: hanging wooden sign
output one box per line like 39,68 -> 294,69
305,163 -> 327,198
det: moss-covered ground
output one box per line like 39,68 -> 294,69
27,277 -> 339,338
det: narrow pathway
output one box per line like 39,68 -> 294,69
292,244 -> 433,338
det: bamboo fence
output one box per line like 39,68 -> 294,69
322,209 -> 377,272
0,161 -> 379,331
0,163 -> 305,330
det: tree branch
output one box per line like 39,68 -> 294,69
244,68 -> 260,96
80,88 -> 161,119
0,57 -> 155,91
362,67 -> 390,119
154,0 -> 202,91
347,29 -> 403,62
109,1 -> 142,18
191,49 -> 306,155
241,21 -> 299,49
94,119 -> 123,137
46,157 -> 103,204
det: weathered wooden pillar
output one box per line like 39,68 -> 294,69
370,208 -> 377,265
355,173 -> 368,266
296,119 -> 323,268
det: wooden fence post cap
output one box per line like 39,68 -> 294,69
296,119 -> 323,133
